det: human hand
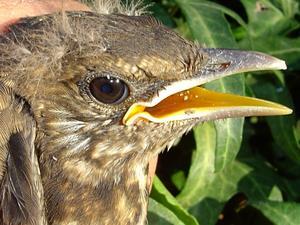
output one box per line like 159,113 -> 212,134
0,0 -> 89,32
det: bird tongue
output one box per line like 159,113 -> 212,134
123,87 -> 292,125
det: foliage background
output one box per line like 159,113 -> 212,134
143,0 -> 300,225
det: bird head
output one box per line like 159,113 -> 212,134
0,7 -> 294,225
0,12 -> 291,182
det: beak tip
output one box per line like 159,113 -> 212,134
274,59 -> 287,70
259,53 -> 287,70
277,106 -> 293,115
286,108 -> 293,115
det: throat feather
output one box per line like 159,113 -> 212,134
43,157 -> 149,225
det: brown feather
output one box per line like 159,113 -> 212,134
0,11 -> 197,224
0,83 -> 46,225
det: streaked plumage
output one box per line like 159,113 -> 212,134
0,1 -> 291,225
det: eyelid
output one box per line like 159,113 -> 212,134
78,71 -> 131,106
89,77 -> 129,104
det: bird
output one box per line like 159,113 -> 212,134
0,1 -> 292,225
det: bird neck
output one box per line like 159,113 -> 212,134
41,156 -> 149,225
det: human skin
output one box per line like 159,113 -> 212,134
0,0 -> 90,32
0,0 -> 157,190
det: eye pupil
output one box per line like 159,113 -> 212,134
100,83 -> 113,94
89,76 -> 129,104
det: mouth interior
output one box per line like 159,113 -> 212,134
123,86 -> 292,125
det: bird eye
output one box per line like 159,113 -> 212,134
89,76 -> 129,104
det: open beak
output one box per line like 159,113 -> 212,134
123,49 -> 292,125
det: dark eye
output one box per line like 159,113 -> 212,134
89,76 -> 129,104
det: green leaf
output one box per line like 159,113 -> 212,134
251,201 -> 300,225
240,0 -> 298,37
268,186 -> 283,201
177,122 -> 216,208
183,157 -> 283,225
277,0 -> 300,19
250,77 -> 300,164
171,170 -> 186,191
175,0 -> 245,172
281,178 -> 300,201
148,199 -> 186,225
178,135 -> 294,225
295,120 -> 300,147
176,0 -> 237,47
238,0 -> 300,70
150,176 -> 199,225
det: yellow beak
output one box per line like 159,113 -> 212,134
122,49 -> 292,125
123,87 -> 292,125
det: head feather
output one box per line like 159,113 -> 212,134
83,0 -> 150,16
